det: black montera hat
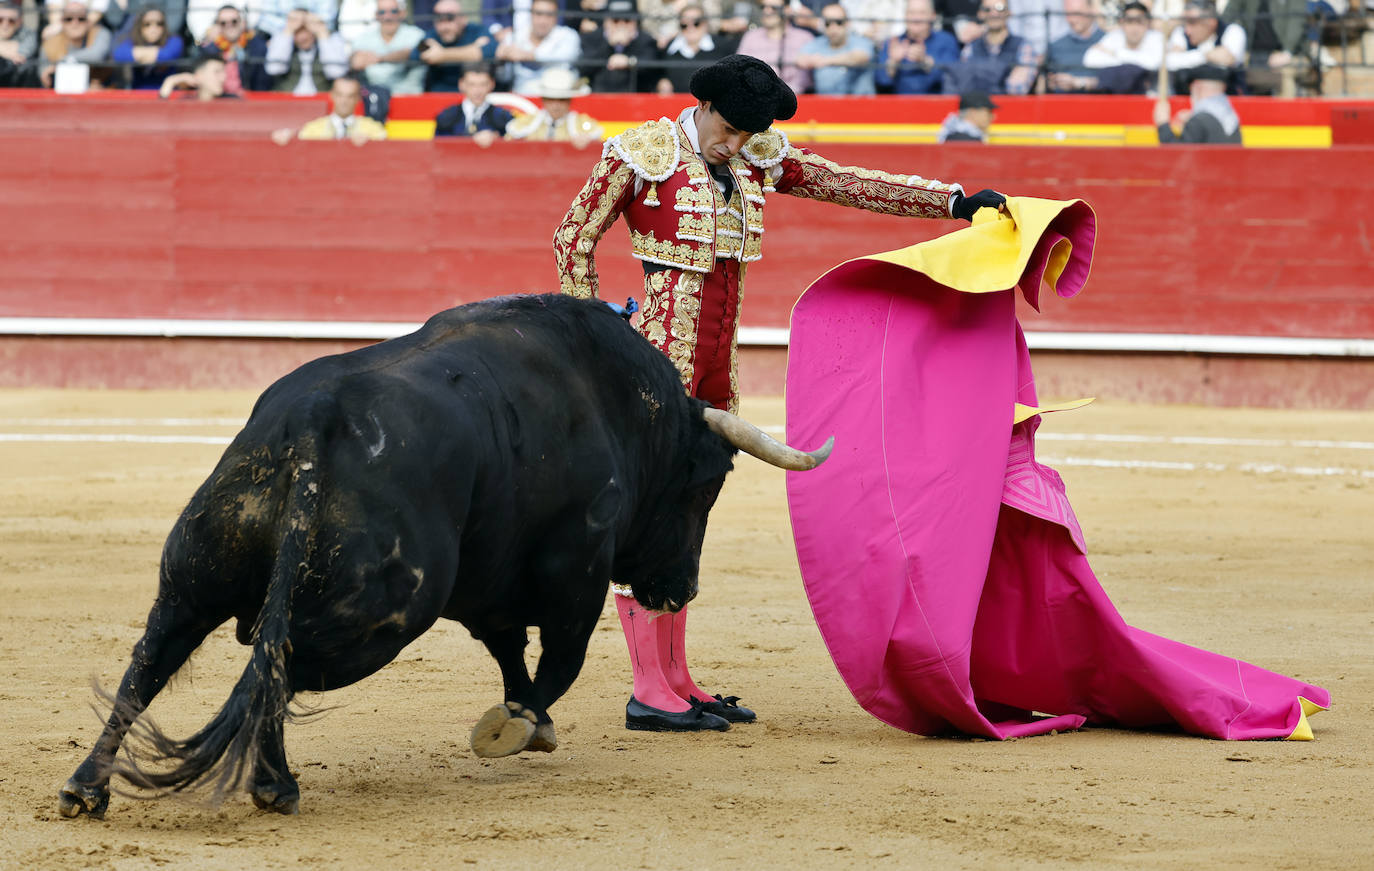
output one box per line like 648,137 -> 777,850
958,90 -> 999,110
689,54 -> 798,134
1188,63 -> 1230,83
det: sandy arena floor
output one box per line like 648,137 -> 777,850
1,389 -> 1371,871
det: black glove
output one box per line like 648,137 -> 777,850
951,189 -> 1007,222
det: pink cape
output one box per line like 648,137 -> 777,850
783,199 -> 1329,740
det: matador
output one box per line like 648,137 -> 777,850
553,54 -> 1008,733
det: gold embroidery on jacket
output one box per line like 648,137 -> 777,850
555,157 -> 637,298
782,147 -> 956,219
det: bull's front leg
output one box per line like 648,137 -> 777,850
524,595 -> 605,752
469,626 -> 541,758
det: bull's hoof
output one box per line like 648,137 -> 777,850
250,782 -> 301,815
470,702 -> 538,758
58,778 -> 110,820
528,721 -> 557,753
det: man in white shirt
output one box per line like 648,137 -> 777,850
494,0 -> 580,93
1081,0 -> 1163,93
1165,0 -> 1245,91
348,0 -> 426,93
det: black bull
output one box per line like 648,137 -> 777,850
58,294 -> 831,818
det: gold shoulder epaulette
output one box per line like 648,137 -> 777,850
604,117 -> 680,182
506,112 -> 542,140
740,128 -> 790,169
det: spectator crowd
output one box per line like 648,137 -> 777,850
0,0 -> 1353,97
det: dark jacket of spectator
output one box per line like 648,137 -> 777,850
434,99 -> 513,135
1046,24 -> 1102,78
946,31 -> 1034,93
875,27 -> 959,93
411,21 -> 496,91
579,24 -> 658,91
652,30 -> 735,94
197,31 -> 273,92
0,54 -> 41,85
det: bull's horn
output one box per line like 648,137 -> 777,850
703,408 -> 834,471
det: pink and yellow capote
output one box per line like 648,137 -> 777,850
783,198 -> 1329,741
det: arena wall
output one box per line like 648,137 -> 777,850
1,107 -> 1371,406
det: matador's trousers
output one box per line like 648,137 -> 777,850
636,259 -> 745,414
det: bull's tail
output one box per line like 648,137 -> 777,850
109,435 -> 322,805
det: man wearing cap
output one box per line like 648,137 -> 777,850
506,65 -> 604,146
554,52 -> 1008,733
937,89 -> 997,142
1154,63 -> 1241,144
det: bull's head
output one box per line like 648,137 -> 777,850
619,407 -> 832,613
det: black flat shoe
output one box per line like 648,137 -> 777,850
691,694 -> 756,724
625,696 -> 730,732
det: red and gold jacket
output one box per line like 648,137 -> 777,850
554,110 -> 964,299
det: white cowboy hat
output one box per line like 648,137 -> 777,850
534,67 -> 591,99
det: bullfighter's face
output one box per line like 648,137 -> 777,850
694,102 -> 754,165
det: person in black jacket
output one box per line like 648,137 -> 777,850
652,2 -> 735,95
578,0 -> 658,92
1155,64 -> 1242,144
434,61 -> 514,144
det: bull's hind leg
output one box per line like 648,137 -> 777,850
59,597 -> 220,819
469,627 -> 540,758
249,714 -> 299,814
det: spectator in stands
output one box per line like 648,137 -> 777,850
1223,0 -> 1311,95
654,1 -> 732,93
737,0 -> 811,92
1,0 -> 38,65
579,0 -> 657,90
636,0 -> 714,46
796,3 -> 876,93
849,0 -> 907,42
110,5 -> 182,89
350,0 -> 426,93
875,0 -> 959,92
1006,0 -> 1067,58
1045,0 -> 1102,91
100,0 -> 185,49
256,0 -> 339,39
1080,0 -> 1160,93
434,60 -> 513,142
1165,0 -> 1244,93
567,0 -> 607,35
506,64 -> 604,144
936,87 -> 996,140
265,8 -> 348,94
412,0 -> 494,91
39,1 -> 111,87
197,4 -> 272,94
494,0 -> 581,93
1154,62 -> 1240,142
946,0 -> 1037,93
159,51 -> 236,96
335,0 -> 378,44
273,72 -> 388,142
936,0 -> 984,44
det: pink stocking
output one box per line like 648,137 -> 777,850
615,593 -> 691,712
657,606 -> 715,704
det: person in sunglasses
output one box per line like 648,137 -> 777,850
946,0 -> 1036,93
0,0 -> 38,67
349,0 -> 426,93
653,1 -> 734,94
110,5 -> 183,89
38,0 -> 111,87
795,3 -> 875,94
412,0 -> 494,91
195,4 -> 272,93
554,52 -> 1007,733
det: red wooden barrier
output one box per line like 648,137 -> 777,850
2,134 -> 1372,340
